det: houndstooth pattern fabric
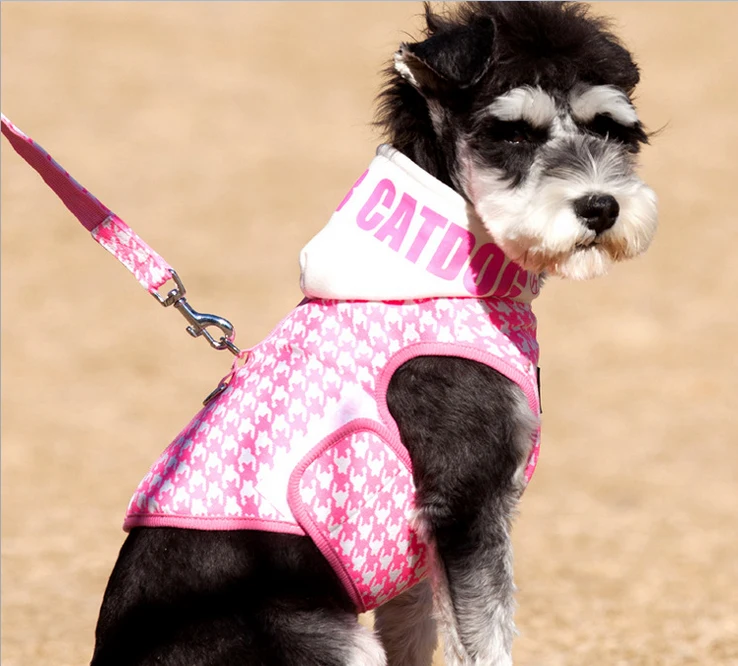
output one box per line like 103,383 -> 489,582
91,215 -> 172,292
125,297 -> 540,611
296,427 -> 429,609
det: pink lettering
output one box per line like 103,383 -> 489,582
529,273 -> 540,295
336,169 -> 368,212
427,223 -> 476,281
374,193 -> 417,251
356,179 -> 396,231
494,261 -> 528,299
405,207 -> 448,264
463,242 -> 506,296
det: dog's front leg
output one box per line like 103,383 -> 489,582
429,502 -> 519,666
387,356 -> 537,666
374,579 -> 437,666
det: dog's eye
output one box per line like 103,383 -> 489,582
477,119 -> 548,146
497,121 -> 548,145
584,114 -> 648,150
507,130 -> 527,144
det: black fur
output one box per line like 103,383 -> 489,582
583,112 -> 649,151
375,1 -> 645,191
387,356 -> 526,527
92,530 -> 356,665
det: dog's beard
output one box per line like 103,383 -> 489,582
464,142 -> 658,280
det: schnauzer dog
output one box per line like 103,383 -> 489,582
91,3 -> 657,666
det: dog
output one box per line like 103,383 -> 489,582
91,3 -> 657,665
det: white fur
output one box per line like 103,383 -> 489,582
463,134 -> 658,279
485,86 -> 558,128
570,84 -> 640,126
393,50 -> 419,88
549,113 -> 579,140
511,388 -> 540,490
347,623 -> 387,666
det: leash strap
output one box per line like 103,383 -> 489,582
1,113 -> 240,355
1,113 -> 172,292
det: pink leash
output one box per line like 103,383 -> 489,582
1,113 -> 240,357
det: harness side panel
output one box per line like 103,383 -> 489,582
288,419 -> 429,612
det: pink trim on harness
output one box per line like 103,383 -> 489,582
125,298 -> 540,611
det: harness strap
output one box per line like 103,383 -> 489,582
1,113 -> 240,356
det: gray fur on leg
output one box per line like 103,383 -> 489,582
428,391 -> 536,666
432,524 -> 517,666
374,579 -> 437,666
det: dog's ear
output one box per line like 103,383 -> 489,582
394,13 -> 495,99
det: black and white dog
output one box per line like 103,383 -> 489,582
92,3 -> 657,665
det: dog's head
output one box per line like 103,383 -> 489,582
377,1 -> 658,279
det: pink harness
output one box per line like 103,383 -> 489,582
125,297 -> 540,611
2,119 -> 542,612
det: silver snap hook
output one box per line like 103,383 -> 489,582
153,270 -> 240,356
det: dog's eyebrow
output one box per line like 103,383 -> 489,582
569,85 -> 639,126
484,87 -> 558,128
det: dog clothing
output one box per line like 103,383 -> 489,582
124,146 -> 542,612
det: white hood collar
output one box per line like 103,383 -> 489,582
300,145 -> 541,303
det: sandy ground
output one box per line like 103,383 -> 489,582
2,3 -> 737,665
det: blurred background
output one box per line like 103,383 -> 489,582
2,3 -> 737,665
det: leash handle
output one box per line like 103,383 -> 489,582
1,113 -> 240,356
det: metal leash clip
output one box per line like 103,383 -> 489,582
153,270 -> 241,356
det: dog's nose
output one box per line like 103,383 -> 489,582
573,194 -> 620,235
